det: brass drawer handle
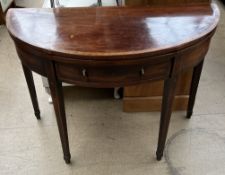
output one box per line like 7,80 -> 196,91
140,68 -> 145,76
82,69 -> 87,77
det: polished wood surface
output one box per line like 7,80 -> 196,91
6,4 -> 219,164
7,5 -> 218,59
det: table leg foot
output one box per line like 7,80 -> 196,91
156,151 -> 163,161
64,155 -> 71,164
186,110 -> 193,119
35,110 -> 41,120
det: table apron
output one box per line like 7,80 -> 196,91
54,57 -> 172,88
14,34 -> 212,88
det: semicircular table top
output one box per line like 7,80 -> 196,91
6,4 -> 219,59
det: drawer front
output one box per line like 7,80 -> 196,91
55,58 -> 172,88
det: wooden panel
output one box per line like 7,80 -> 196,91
123,95 -> 189,112
125,0 -> 210,6
123,69 -> 193,112
124,80 -> 164,97
124,69 -> 193,97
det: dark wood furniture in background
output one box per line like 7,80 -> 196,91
124,70 -> 193,111
221,0 -> 225,5
0,0 -> 14,25
0,5 -> 4,24
6,3 -> 219,164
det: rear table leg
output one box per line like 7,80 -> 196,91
22,64 -> 41,120
186,60 -> 204,119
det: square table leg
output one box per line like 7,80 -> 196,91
46,62 -> 71,164
156,76 -> 177,160
186,60 -> 204,119
22,64 -> 41,120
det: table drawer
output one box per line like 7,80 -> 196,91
55,58 -> 172,87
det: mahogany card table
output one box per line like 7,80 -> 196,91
6,4 -> 219,164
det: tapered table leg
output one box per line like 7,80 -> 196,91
186,60 -> 204,119
98,0 -> 102,6
46,63 -> 71,164
116,0 -> 119,6
22,65 -> 41,120
50,0 -> 55,8
156,77 -> 177,160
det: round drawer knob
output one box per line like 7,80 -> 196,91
82,69 -> 87,77
140,68 -> 145,76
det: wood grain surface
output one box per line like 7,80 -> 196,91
7,4 -> 219,59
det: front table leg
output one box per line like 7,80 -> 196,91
22,64 -> 41,119
156,77 -> 177,160
47,63 -> 71,164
